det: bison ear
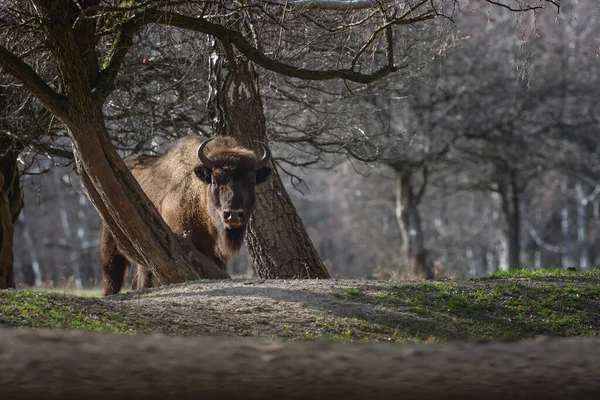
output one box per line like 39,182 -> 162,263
256,166 -> 272,185
194,166 -> 212,184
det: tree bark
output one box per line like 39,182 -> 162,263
0,146 -> 23,289
1,327 -> 599,400
499,171 -> 522,270
394,171 -> 434,279
507,194 -> 521,270
207,41 -> 329,279
560,178 -> 572,268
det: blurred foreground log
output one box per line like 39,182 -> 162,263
0,327 -> 599,400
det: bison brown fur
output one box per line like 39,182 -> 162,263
100,136 -> 272,296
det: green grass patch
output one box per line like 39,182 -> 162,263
304,316 -> 372,343
302,332 -> 355,343
486,268 -> 600,279
375,279 -> 600,342
0,290 -> 141,334
332,288 -> 365,300
28,288 -> 104,298
309,271 -> 600,344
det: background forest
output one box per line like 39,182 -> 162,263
2,0 -> 599,290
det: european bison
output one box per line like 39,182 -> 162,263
100,136 -> 272,296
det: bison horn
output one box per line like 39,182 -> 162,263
254,141 -> 271,170
197,138 -> 217,169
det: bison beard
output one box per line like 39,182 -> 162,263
100,136 -> 272,296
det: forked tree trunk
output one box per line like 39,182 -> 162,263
208,44 -> 329,279
0,146 -> 23,289
5,0 -> 229,287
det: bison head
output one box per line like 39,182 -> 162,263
194,137 -> 272,231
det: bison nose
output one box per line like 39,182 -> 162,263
223,209 -> 245,224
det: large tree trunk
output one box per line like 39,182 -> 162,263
17,208 -> 43,287
2,328 -> 600,400
20,0 -> 229,286
394,170 -> 434,279
52,167 -> 82,289
0,145 -> 23,289
499,171 -> 522,270
507,197 -> 521,270
207,42 -> 329,279
560,179 -> 571,268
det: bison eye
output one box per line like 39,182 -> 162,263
211,176 -> 227,187
194,166 -> 212,184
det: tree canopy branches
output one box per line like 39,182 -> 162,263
0,45 -> 68,119
2,0 -> 563,114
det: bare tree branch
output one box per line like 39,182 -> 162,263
0,44 -> 67,118
484,0 -> 559,13
144,9 -> 405,83
94,17 -> 145,103
287,0 -> 392,11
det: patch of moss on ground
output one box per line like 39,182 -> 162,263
308,270 -> 600,344
27,288 -> 104,297
301,313 -> 394,343
303,316 -> 371,343
332,288 -> 365,300
374,279 -> 600,342
486,268 -> 600,279
0,290 -> 142,334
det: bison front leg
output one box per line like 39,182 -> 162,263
100,225 -> 130,296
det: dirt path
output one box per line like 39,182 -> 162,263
98,275 -> 600,342
4,274 -> 599,342
106,279 -> 398,339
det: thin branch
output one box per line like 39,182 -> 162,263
578,185 -> 600,207
483,0 -> 555,12
147,10 -> 406,83
350,6 -> 433,69
286,0 -> 393,12
414,166 -> 428,205
526,222 -> 577,254
37,144 -> 74,160
0,44 -> 68,118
